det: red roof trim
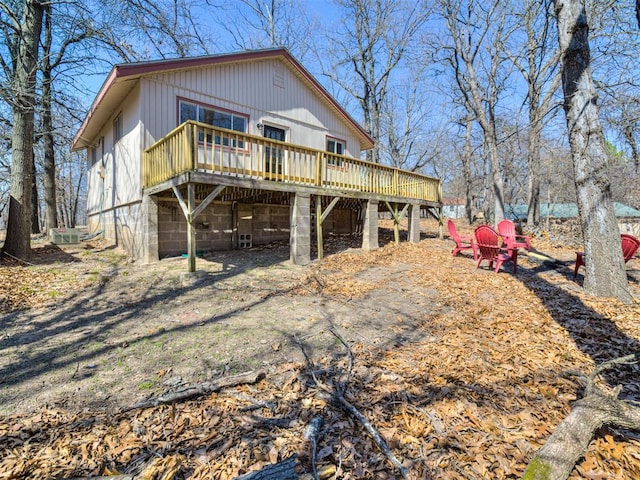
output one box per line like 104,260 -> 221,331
72,67 -> 119,149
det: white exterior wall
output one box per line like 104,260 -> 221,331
139,58 -> 362,156
85,84 -> 143,249
87,84 -> 143,215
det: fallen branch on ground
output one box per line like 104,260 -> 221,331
522,353 -> 640,480
304,416 -> 324,479
127,370 -> 266,411
68,477 -> 133,480
300,329 -> 410,479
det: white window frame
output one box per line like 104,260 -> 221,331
113,114 -> 123,144
178,99 -> 248,149
326,136 -> 346,168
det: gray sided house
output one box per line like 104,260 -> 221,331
73,49 -> 442,269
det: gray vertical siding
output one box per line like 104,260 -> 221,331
140,58 -> 362,157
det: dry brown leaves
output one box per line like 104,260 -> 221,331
0,247 -> 76,313
1,228 -> 640,479
0,242 -> 121,313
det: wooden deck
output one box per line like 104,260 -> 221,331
143,121 -> 442,205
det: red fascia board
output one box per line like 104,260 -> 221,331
72,67 -> 119,150
115,49 -> 283,77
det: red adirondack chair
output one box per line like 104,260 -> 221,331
474,225 -> 517,273
448,220 -> 477,259
573,233 -> 640,279
497,219 -> 531,251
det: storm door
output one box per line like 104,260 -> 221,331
263,125 -> 285,178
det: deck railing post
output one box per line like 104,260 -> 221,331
189,122 -> 196,171
142,151 -> 148,188
316,152 -> 324,186
393,169 -> 399,196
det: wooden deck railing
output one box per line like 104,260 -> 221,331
143,120 -> 442,203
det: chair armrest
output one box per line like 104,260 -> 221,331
512,235 -> 531,249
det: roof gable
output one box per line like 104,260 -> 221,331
72,48 -> 373,151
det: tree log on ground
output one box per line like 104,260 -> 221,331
128,370 -> 266,411
522,354 -> 640,480
234,454 -> 299,480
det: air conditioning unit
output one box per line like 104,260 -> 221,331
50,228 -> 81,245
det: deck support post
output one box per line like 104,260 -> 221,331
408,204 -> 421,243
186,183 -> 196,273
172,184 -> 197,272
315,196 -> 341,260
290,192 -> 311,265
362,199 -> 379,251
316,199 -> 323,260
385,201 -> 410,244
172,183 -> 227,272
141,194 -> 159,263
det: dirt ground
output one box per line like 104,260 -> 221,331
0,223 -> 451,415
1,220 -> 640,479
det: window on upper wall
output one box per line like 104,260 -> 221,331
90,144 -> 98,166
178,99 -> 248,148
113,114 -> 123,144
326,137 -> 346,167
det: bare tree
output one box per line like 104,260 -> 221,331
438,0 -> 511,224
1,0 -> 44,259
555,0 -> 631,302
460,113 -> 477,223
322,0 -> 430,164
380,63 -> 444,173
508,0 -> 561,226
96,0 -> 218,61
55,148 -> 85,227
38,2 -> 92,235
0,123 -> 10,228
216,0 -> 313,60
498,119 -> 529,211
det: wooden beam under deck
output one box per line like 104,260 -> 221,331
145,171 -> 440,209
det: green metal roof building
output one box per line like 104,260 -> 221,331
507,202 -> 640,220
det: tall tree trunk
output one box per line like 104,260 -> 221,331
42,3 -> 58,234
31,152 -> 40,234
70,167 -> 85,228
441,0 -> 507,224
527,114 -> 542,226
487,132 -> 505,224
3,0 -> 44,259
515,0 -> 560,228
555,0 -> 632,302
463,113 -> 474,224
